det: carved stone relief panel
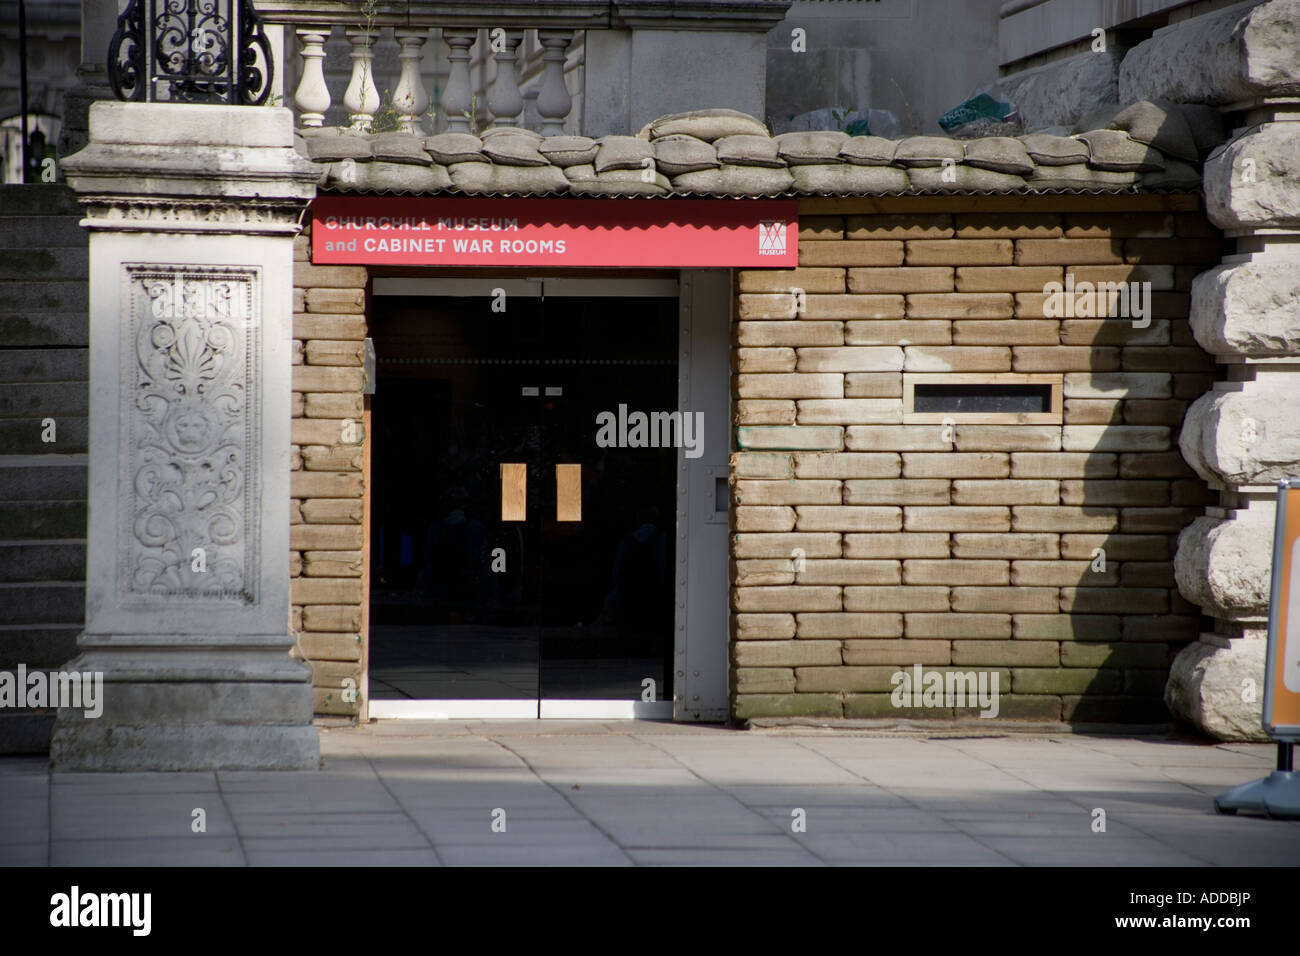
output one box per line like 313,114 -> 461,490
118,263 -> 261,606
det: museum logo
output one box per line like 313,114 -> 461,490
758,220 -> 788,256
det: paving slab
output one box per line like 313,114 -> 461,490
1,724 -> 1296,866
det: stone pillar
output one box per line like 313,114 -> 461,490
1169,108 -> 1300,741
58,0 -> 124,158
50,102 -> 322,770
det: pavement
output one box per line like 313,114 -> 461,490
1,720 -> 1298,866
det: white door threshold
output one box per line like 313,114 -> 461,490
367,699 -> 674,720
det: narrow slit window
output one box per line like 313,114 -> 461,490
913,383 -> 1052,415
903,374 -> 1062,424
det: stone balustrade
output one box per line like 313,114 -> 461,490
282,24 -> 578,135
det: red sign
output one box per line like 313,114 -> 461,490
311,196 -> 798,267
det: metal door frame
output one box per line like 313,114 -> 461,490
365,271 -> 728,720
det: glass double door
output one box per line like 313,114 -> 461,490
368,293 -> 678,713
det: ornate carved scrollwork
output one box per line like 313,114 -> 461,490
108,0 -> 274,106
120,265 -> 261,605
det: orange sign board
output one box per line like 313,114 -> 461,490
1265,482 -> 1300,739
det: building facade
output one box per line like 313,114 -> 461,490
1,0 -> 1299,767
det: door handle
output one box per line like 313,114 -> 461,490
501,463 -> 527,521
556,464 -> 581,522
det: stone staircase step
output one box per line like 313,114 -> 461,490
0,247 -> 88,280
0,382 -> 88,419
0,456 -> 87,500
0,583 -> 86,626
0,217 -> 87,249
0,312 -> 88,347
0,501 -> 87,540
0,280 -> 88,313
0,541 -> 86,581
0,418 -> 88,454
0,184 -> 81,217
0,349 -> 88,383
0,624 -> 80,667
0,711 -> 56,755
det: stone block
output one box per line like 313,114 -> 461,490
848,266 -> 954,293
738,268 -> 845,293
735,505 -> 797,532
1012,667 -> 1122,695
904,506 -> 1010,532
735,667 -> 796,694
906,293 -> 1013,319
734,479 -> 841,505
906,240 -> 1013,266
844,533 -> 950,559
795,505 -> 902,532
734,586 -> 842,613
737,321 -> 843,347
798,612 -> 904,639
734,640 -> 842,667
952,640 -> 1058,666
953,320 -> 1059,345
736,425 -> 843,450
845,321 -> 951,345
1060,587 -> 1168,614
733,533 -> 841,559
955,266 -> 1063,292
1190,257 -> 1300,357
737,400 -> 797,425
793,452 -> 900,479
951,479 -> 1059,505
842,638 -> 950,664
952,533 -> 1058,559
732,452 -> 793,479
904,347 -> 1011,372
953,425 -> 1061,452
902,452 -> 1010,479
736,613 -> 797,640
1062,425 -> 1170,452
845,478 -> 950,505
1013,613 -> 1120,641
844,586 -> 949,612
799,241 -> 904,267
1205,123 -> 1300,231
846,425 -> 951,451
738,373 -> 843,399
844,372 -> 904,397
1012,346 -> 1119,372
904,560 -> 1008,585
951,587 -> 1058,613
798,559 -> 902,586
738,348 -> 797,373
796,347 -> 903,373
1012,560 -> 1117,587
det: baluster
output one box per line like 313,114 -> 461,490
486,29 -> 523,128
442,29 -> 476,134
393,29 -> 430,134
536,30 -> 574,136
293,27 -> 332,128
343,27 -> 380,131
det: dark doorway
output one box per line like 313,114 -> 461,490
368,292 -> 679,711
